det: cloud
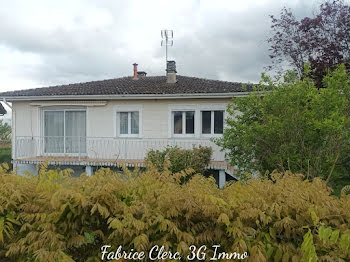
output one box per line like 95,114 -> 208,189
0,0 -> 334,91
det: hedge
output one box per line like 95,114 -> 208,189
0,163 -> 349,261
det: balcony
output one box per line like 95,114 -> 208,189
14,136 -> 230,170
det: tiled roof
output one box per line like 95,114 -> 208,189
0,75 -> 253,97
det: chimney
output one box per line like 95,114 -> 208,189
137,71 -> 147,78
166,60 -> 177,84
133,63 -> 138,80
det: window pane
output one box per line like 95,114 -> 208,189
214,110 -> 224,134
173,111 -> 182,134
44,111 -> 64,153
202,111 -> 211,134
131,111 -> 139,134
119,112 -> 128,134
65,111 -> 86,153
186,111 -> 195,134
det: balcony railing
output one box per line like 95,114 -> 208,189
14,136 -> 226,162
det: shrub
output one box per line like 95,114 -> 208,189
145,146 -> 212,174
0,164 -> 349,261
0,147 -> 11,166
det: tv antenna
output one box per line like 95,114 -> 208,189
161,29 -> 173,71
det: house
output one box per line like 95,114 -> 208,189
0,61 -> 252,187
0,102 -> 7,116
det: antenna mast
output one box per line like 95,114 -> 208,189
161,29 -> 173,73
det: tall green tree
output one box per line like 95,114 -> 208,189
216,65 -> 350,182
0,119 -> 11,142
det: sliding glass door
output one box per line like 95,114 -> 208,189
65,111 -> 86,153
44,111 -> 64,153
44,110 -> 86,154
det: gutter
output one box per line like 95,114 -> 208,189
0,91 -> 259,102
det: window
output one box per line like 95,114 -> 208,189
202,111 -> 211,134
169,104 -> 226,138
44,110 -> 86,154
173,111 -> 182,134
201,110 -> 224,135
172,111 -> 195,135
117,111 -> 140,136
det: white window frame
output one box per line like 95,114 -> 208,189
115,105 -> 142,138
172,111 -> 196,137
168,103 -> 227,138
200,109 -> 225,138
40,108 -> 87,156
168,104 -> 197,138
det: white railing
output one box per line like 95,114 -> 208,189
14,136 -> 226,162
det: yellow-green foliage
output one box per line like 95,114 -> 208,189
0,163 -> 349,261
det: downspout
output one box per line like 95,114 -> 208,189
3,98 -> 12,109
2,98 -> 15,166
12,106 -> 16,165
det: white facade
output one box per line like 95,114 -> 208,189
12,98 -> 230,139
12,98 -> 233,182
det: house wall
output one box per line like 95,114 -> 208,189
12,98 -> 231,139
12,98 -> 233,185
13,101 -> 40,137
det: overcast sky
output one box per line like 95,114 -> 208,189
0,0 -> 331,93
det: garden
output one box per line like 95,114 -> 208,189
1,0 -> 350,261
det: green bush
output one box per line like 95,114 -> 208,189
216,65 -> 350,183
145,146 -> 212,174
0,164 -> 349,261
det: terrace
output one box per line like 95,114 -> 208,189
13,136 -> 234,173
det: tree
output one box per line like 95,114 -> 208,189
216,65 -> 350,181
0,119 -> 11,142
268,0 -> 350,87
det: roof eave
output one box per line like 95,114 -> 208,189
0,92 -> 253,102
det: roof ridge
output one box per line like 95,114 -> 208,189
0,75 -> 255,98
